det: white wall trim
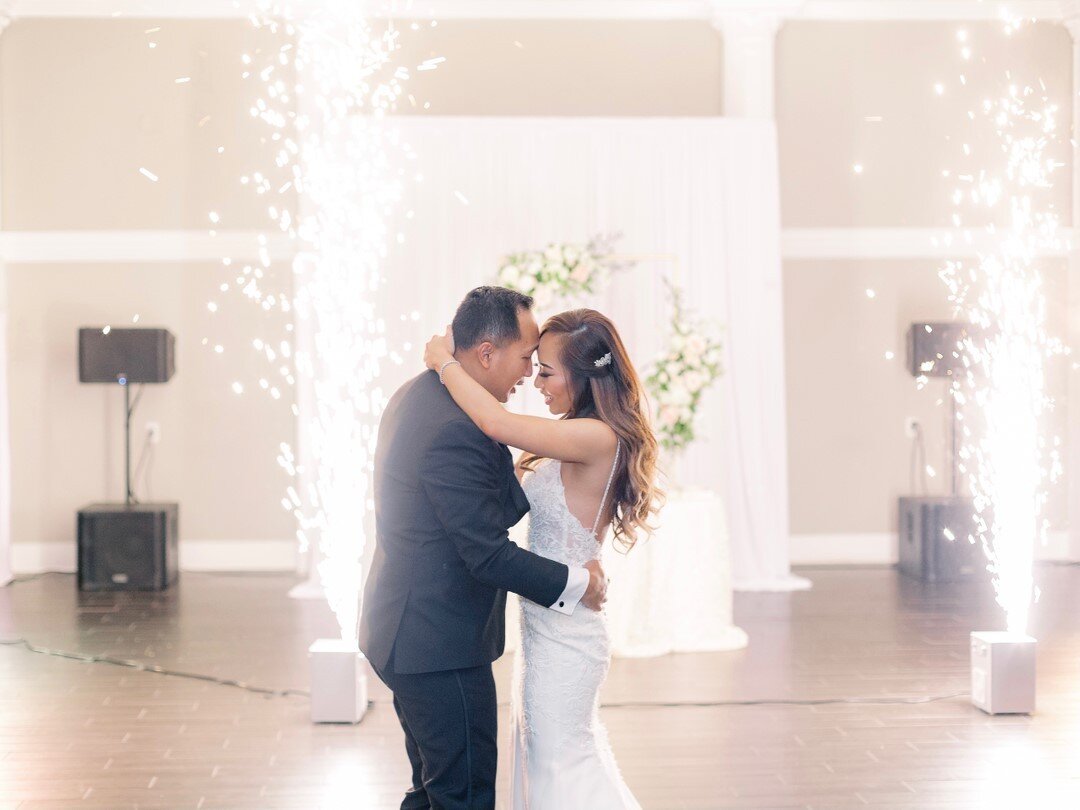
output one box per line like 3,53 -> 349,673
5,0 -> 1071,22
4,228 -> 1076,264
12,533 -> 1073,574
11,539 -> 297,574
782,227 -> 1077,260
0,230 -> 296,264
790,531 -> 1076,565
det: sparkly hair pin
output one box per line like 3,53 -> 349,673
594,352 -> 613,368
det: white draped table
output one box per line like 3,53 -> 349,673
507,488 -> 747,658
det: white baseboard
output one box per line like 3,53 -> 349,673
10,539 -> 297,574
790,533 -> 899,565
9,533 -> 1075,574
790,531 -> 1077,566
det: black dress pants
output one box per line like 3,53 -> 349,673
371,657 -> 498,810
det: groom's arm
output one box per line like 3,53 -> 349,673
421,419 -> 582,612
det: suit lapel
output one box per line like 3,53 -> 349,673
494,440 -> 530,518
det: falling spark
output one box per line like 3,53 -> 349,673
934,82 -> 945,95
244,2 -> 414,640
454,190 -> 470,205
417,56 -> 445,71
938,20 -> 1065,635
102,326 -> 111,335
232,382 -> 244,395
132,314 -> 140,323
175,77 -> 191,84
139,168 -> 159,182
865,288 -> 876,298
884,351 -> 895,360
852,163 -> 864,174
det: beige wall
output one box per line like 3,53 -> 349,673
393,20 -> 723,116
2,20 -> 292,230
7,261 -> 296,544
783,258 -> 1072,535
777,21 -> 1073,227
2,17 -> 1074,552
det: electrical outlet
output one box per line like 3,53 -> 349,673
904,417 -> 920,439
146,422 -> 161,444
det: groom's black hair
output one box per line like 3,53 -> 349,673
452,286 -> 534,351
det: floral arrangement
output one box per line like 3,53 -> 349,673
496,233 -> 627,309
645,280 -> 724,452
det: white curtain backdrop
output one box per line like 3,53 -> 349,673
0,303 -> 12,588
375,116 -> 807,591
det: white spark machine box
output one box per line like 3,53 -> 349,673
970,631 -> 1036,715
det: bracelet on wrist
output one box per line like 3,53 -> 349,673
438,359 -> 461,385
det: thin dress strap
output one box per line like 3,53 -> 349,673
590,440 -> 621,538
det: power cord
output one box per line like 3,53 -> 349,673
0,635 -> 971,708
0,636 -> 311,699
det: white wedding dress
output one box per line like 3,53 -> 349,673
510,445 -> 641,810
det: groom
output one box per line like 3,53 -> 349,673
358,286 -> 608,810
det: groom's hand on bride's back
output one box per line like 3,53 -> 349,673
581,560 -> 608,612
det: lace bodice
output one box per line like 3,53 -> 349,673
521,460 -> 605,569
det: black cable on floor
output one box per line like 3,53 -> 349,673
0,637 -> 311,699
1,636 -> 971,709
1,571 -> 72,585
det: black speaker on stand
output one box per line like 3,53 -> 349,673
77,327 -> 179,591
898,322 -> 983,583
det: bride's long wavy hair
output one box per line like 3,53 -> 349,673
519,309 -> 663,552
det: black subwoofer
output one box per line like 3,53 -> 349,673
78,327 -> 175,384
898,496 -> 984,583
77,503 -> 179,591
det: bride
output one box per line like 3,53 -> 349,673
424,308 -> 662,809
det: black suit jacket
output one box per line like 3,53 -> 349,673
358,370 -> 570,675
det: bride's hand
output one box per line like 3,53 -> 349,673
424,326 -> 455,371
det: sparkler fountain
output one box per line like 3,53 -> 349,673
245,1 -> 414,722
937,21 -> 1067,715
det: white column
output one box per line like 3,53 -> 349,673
0,5 -> 15,587
1065,13 -> 1080,562
711,1 -> 799,118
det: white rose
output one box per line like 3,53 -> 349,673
553,262 -> 569,281
570,261 -> 591,284
670,333 -> 686,353
683,370 -> 706,393
534,286 -> 554,309
686,334 -> 707,357
562,245 -> 580,265
527,257 -> 543,276
666,380 -> 691,406
499,264 -> 520,287
544,245 -> 562,262
659,406 -> 680,428
518,274 -> 536,294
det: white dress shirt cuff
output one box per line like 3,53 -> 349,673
549,566 -> 589,615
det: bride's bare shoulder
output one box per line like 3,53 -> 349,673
568,418 -> 618,463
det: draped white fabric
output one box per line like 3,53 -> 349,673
0,308 -> 11,588
376,116 -> 808,592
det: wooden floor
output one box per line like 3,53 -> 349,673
1,565 -> 1079,809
